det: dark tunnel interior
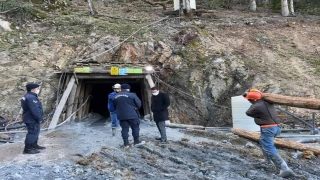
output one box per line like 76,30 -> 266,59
88,80 -> 145,118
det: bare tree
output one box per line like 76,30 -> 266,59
249,0 -> 257,12
289,0 -> 295,15
183,0 -> 192,17
87,0 -> 97,15
281,0 -> 290,16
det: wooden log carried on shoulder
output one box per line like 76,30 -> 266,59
232,128 -> 320,155
262,93 -> 320,110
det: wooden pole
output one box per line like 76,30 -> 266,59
166,123 -> 205,130
66,82 -> 77,121
77,82 -> 86,121
48,76 -> 75,130
262,93 -> 320,110
82,84 -> 92,118
72,80 -> 82,121
232,128 -> 320,155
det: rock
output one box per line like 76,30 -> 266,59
29,60 -> 43,68
164,55 -> 182,70
245,142 -> 255,148
118,44 -> 140,63
0,134 -> 10,140
0,19 -> 12,32
157,41 -> 172,63
0,51 -> 12,66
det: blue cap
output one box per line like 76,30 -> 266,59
121,84 -> 131,89
26,83 -> 39,91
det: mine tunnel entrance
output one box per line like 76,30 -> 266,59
60,71 -> 154,122
87,79 -> 146,118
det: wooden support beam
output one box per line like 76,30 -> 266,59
75,75 -> 145,79
145,74 -> 155,88
77,82 -> 86,120
232,128 -> 320,155
72,80 -> 82,121
48,76 -> 75,130
82,84 -> 92,118
66,82 -> 77,122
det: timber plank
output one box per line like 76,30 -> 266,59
48,76 -> 75,130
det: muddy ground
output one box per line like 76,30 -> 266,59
0,113 -> 320,180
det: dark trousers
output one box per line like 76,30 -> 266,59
25,123 -> 40,145
156,121 -> 167,141
120,118 -> 140,139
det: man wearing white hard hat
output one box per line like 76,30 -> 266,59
108,83 -> 121,136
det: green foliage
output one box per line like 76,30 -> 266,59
0,0 -> 47,24
271,0 -> 281,11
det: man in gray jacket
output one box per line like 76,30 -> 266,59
243,90 -> 294,178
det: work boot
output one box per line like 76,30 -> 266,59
262,150 -> 273,165
112,127 -> 116,137
32,141 -> 46,150
134,137 -> 145,145
270,154 -> 294,178
155,137 -> 161,141
160,139 -> 167,144
23,144 -> 40,154
123,139 -> 129,148
134,137 -> 140,145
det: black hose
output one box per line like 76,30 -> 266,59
0,125 -> 26,130
0,140 -> 14,143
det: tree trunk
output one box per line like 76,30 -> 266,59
281,0 -> 290,16
232,128 -> 320,155
183,0 -> 192,17
87,0 -> 97,15
262,93 -> 320,110
289,0 -> 295,15
249,0 -> 257,11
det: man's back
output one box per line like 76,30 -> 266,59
114,91 -> 141,120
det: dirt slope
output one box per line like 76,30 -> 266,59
1,115 -> 320,180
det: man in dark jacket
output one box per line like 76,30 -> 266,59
108,83 -> 121,136
113,84 -> 142,147
21,83 -> 45,154
243,89 -> 294,178
151,87 -> 170,143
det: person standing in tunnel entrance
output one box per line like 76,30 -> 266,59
21,83 -> 46,154
151,87 -> 170,143
243,89 -> 294,178
108,83 -> 121,137
113,84 -> 142,147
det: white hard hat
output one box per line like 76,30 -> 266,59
113,83 -> 121,89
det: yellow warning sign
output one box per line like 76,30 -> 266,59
110,67 -> 119,75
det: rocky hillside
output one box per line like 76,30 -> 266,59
0,0 -> 320,127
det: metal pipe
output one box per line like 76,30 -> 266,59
276,106 -> 319,134
0,125 -> 26,131
312,112 -> 316,135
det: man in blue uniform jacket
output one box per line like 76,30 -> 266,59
21,83 -> 45,154
113,84 -> 142,147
